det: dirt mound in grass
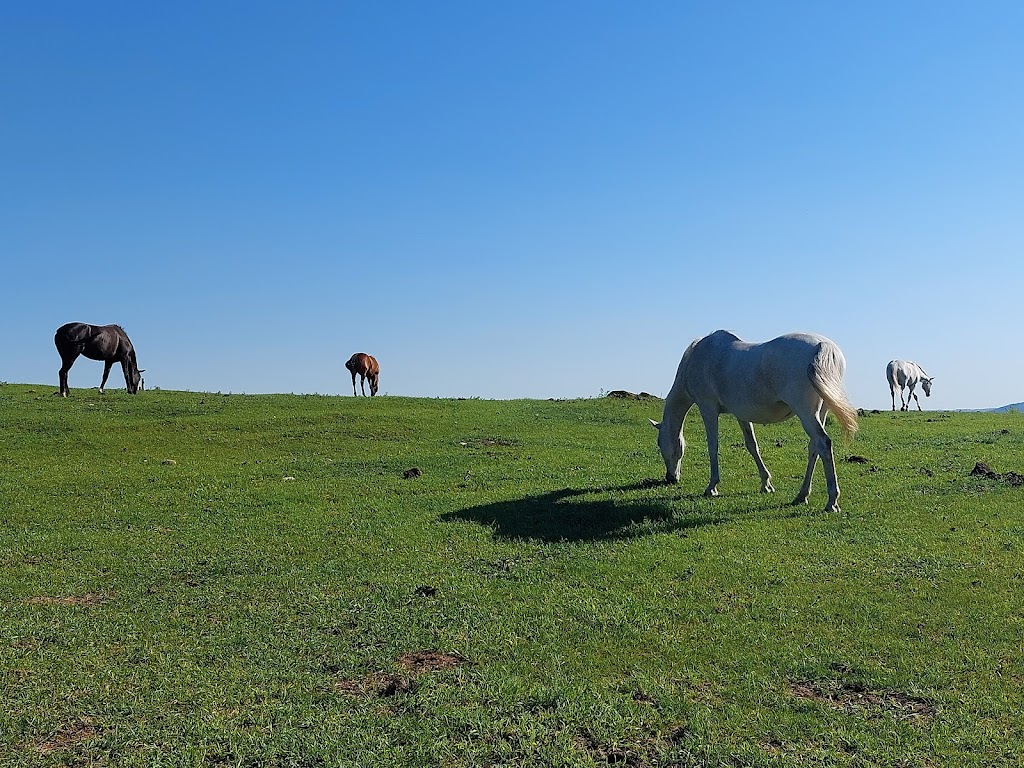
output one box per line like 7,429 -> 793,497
606,390 -> 659,401
970,462 -> 1024,486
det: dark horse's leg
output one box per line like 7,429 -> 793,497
99,360 -> 115,394
360,374 -> 368,396
351,371 -> 358,396
58,353 -> 78,397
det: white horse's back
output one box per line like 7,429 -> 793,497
675,331 -> 856,431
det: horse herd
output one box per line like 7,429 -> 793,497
53,321 -> 936,513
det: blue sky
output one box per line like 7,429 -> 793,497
4,2 -> 1022,408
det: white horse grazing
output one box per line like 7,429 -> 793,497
886,360 -> 933,411
650,330 -> 859,512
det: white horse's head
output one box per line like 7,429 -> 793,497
922,377 -> 934,396
649,418 -> 683,483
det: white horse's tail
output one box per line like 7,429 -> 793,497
808,343 -> 859,438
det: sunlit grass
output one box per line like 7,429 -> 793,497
2,384 -> 1022,766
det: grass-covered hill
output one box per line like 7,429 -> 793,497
2,383 -> 1023,766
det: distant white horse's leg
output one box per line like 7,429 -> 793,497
910,384 -> 922,410
698,407 -> 721,497
890,383 -> 897,411
738,420 -> 774,493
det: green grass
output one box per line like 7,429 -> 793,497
2,383 -> 1023,767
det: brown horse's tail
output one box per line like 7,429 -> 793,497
808,342 -> 858,438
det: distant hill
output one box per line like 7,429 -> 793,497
950,403 -> 1024,415
991,403 -> 1024,413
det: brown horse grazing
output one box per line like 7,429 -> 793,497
345,353 -> 379,396
55,322 -> 144,397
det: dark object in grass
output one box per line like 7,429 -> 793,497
403,467 -> 422,479
846,455 -> 869,463
970,462 -> 1024,486
606,390 -> 659,400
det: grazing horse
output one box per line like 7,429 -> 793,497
650,330 -> 858,512
886,360 -> 933,411
345,353 -> 379,396
54,322 -> 144,397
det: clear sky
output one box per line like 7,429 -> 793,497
4,3 -> 1022,409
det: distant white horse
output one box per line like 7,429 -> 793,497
886,360 -> 933,411
650,330 -> 859,512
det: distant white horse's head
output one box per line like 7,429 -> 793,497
922,377 -> 934,397
649,418 -> 683,483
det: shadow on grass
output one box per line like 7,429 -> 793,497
440,480 -> 729,543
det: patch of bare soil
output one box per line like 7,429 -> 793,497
334,649 -> 471,698
34,718 -> 102,754
788,680 -> 936,721
25,593 -> 111,607
970,461 -> 1024,486
577,725 -> 688,767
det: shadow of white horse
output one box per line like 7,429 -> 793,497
886,360 -> 933,411
651,330 -> 858,512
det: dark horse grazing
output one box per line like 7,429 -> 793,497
345,353 -> 379,396
55,322 -> 144,397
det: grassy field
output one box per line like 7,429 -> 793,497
2,382 -> 1022,767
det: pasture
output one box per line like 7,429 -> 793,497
2,383 -> 1022,767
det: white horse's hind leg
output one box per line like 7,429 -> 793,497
698,407 -> 721,497
794,405 -> 841,511
738,420 -> 774,493
794,438 -> 816,506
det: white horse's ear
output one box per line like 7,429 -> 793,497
649,419 -> 661,429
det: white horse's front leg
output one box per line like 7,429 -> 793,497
738,420 -> 774,493
699,408 -> 720,497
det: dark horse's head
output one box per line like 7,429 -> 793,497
120,339 -> 145,394
126,361 -> 145,394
